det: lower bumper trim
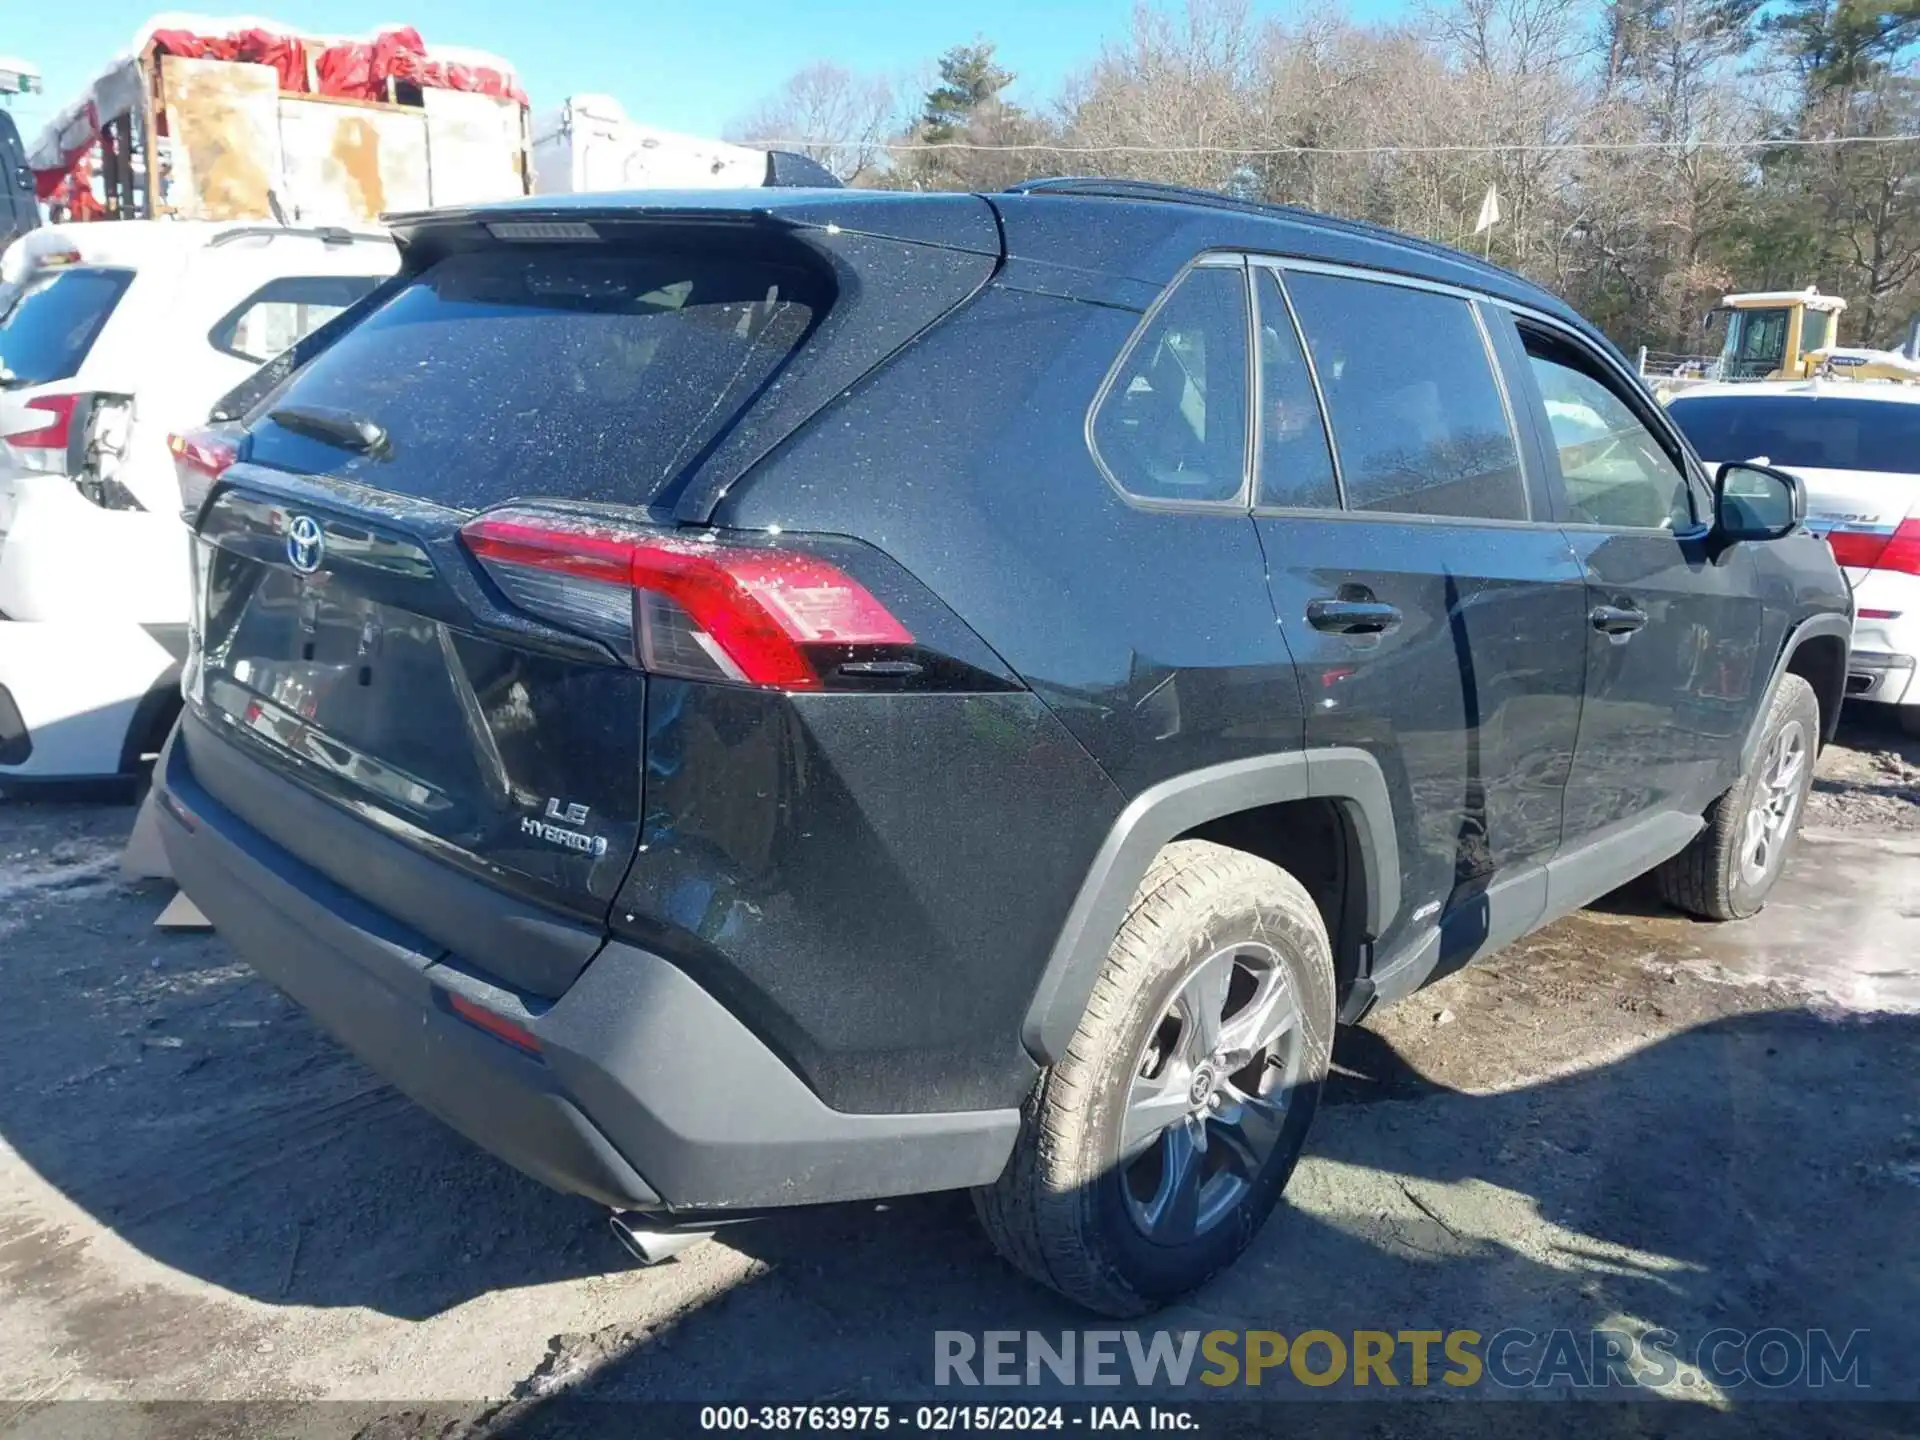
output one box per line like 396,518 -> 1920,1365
155,722 -> 1021,1213
1846,650 -> 1917,705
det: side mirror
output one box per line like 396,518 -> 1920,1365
1715,461 -> 1804,542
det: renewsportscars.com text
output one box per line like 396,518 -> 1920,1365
934,1328 -> 1870,1392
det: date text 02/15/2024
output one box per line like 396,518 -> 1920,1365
698,1406 -> 1197,1431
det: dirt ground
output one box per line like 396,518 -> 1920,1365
1803,702 -> 1920,833
0,708 -> 1915,1435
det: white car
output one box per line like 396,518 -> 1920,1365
1667,380 -> 1920,734
0,221 -> 397,783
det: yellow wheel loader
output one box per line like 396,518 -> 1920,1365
1709,288 -> 1920,384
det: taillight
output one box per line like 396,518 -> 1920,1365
2,394 -> 79,473
1875,518 -> 1920,576
168,427 -> 239,513
1831,517 -> 1920,576
460,508 -> 913,690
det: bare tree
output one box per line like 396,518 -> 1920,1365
1061,0 -> 1266,191
729,62 -> 902,185
727,0 -> 1920,355
1802,77 -> 1920,340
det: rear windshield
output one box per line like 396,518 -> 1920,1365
244,244 -> 825,509
1667,394 -> 1920,476
0,266 -> 133,387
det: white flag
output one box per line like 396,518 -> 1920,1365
1473,184 -> 1502,234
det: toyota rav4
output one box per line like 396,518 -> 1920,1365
153,180 -> 1851,1316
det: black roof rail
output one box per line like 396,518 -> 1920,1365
1009,177 -> 1261,208
1004,176 -> 1519,286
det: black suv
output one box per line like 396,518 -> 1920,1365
0,111 -> 37,253
155,180 -> 1851,1316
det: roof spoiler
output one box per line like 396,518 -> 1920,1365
763,151 -> 842,188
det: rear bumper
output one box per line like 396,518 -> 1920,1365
0,474 -> 189,623
0,619 -> 178,779
154,721 -> 1020,1214
1846,650 -> 1916,706
1845,572 -> 1918,706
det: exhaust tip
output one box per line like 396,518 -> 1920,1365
609,1212 -> 713,1266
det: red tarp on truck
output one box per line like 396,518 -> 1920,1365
29,18 -> 526,205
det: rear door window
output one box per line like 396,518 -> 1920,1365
1283,271 -> 1528,521
1667,394 -> 1920,476
244,244 -> 825,510
0,267 -> 133,386
1253,269 -> 1339,509
1091,264 -> 1251,506
210,273 -> 385,363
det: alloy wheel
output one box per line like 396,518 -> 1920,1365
1120,943 -> 1304,1244
1739,718 -> 1807,888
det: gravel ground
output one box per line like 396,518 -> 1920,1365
0,714 -> 1916,1436
1804,703 -> 1920,833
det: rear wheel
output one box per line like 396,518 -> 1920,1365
974,841 -> 1334,1316
1656,674 -> 1818,921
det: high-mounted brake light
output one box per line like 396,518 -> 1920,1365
169,427 -> 240,512
3,394 -> 78,473
445,991 -> 541,1054
486,221 -> 601,242
1830,517 -> 1920,577
460,509 -> 912,690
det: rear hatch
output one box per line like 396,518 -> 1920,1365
181,199 -> 1000,996
0,261 -> 136,492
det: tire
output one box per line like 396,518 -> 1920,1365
974,840 -> 1335,1316
1655,674 -> 1819,921
1899,705 -> 1920,741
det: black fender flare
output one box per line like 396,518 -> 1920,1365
1741,612 -> 1852,772
1021,748 -> 1400,1064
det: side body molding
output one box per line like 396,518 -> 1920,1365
1021,747 -> 1399,1063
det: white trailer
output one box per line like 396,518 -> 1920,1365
531,94 -> 838,195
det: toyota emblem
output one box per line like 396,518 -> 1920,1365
286,514 -> 326,574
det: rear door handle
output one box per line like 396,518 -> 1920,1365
1307,598 -> 1402,635
1590,603 -> 1648,636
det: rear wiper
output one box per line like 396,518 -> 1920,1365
269,404 -> 391,458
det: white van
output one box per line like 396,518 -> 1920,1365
0,221 -> 398,783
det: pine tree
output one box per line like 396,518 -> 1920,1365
1602,0 -> 1765,123
1765,0 -> 1920,92
919,43 -> 1018,143
894,41 -> 1051,191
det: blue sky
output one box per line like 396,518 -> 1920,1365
0,0 -> 1401,147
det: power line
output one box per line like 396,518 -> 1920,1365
759,133 -> 1920,156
